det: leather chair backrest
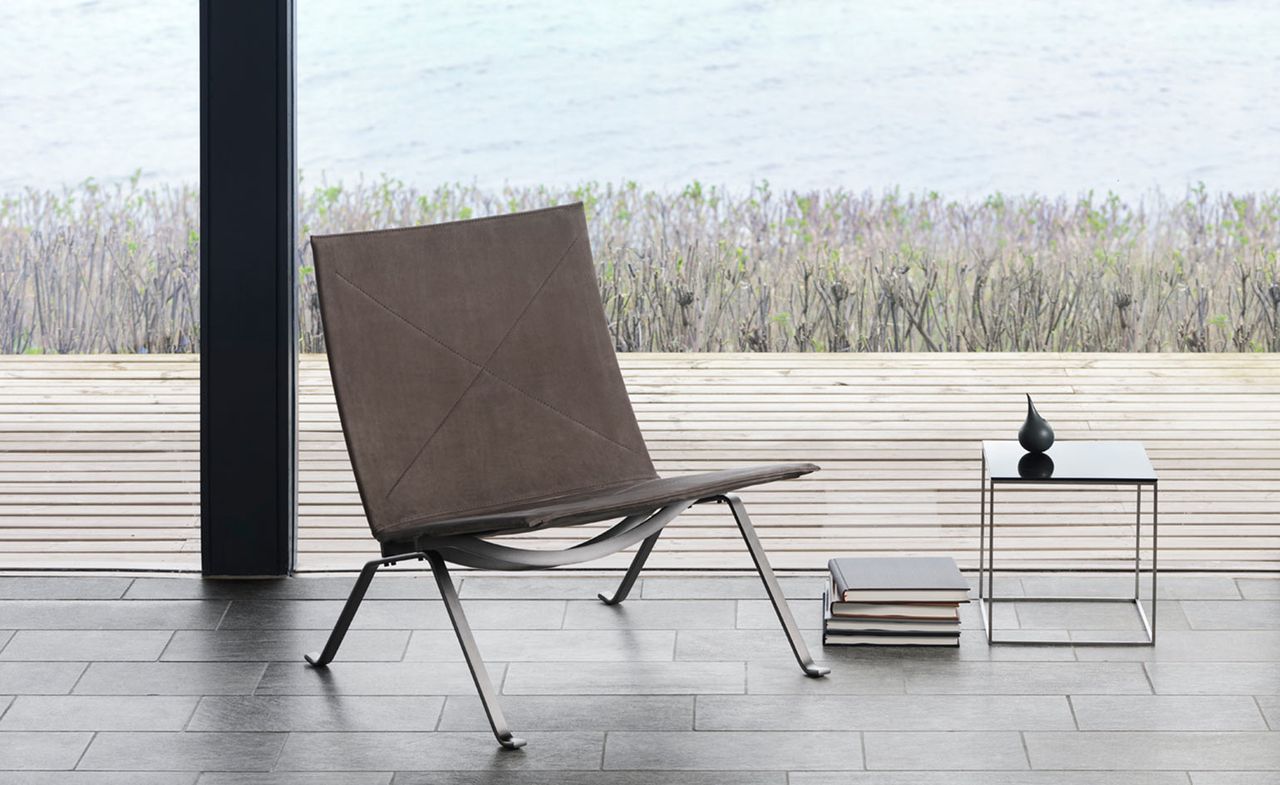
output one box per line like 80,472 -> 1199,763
312,203 -> 657,539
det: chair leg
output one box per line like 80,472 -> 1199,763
598,530 -> 661,605
305,553 -> 421,667
425,550 -> 526,750
722,493 -> 829,678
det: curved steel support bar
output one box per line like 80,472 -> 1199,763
717,493 -> 829,678
571,512 -> 653,549
598,530 -> 661,605
419,501 -> 692,571
304,552 -> 424,667
425,551 -> 526,749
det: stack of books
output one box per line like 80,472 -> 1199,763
823,556 -> 970,647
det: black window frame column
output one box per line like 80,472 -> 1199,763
199,0 -> 297,575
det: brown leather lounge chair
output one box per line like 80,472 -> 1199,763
306,202 -> 828,749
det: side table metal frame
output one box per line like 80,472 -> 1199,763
977,450 -> 1158,646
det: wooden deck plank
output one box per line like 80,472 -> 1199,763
0,353 -> 1276,572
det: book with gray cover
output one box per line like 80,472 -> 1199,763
828,556 -> 970,603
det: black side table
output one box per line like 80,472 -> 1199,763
979,441 -> 1158,646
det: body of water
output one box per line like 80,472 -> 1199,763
1,0 -> 1277,196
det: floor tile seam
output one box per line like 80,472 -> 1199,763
146,728 -> 617,734
433,695 -> 448,732
587,729 -> 1280,734
1023,729 -> 1280,735
181,695 -> 205,732
1019,729 -> 1032,768
64,661 -> 92,695
70,728 -> 96,771
154,629 -> 178,661
267,727 -> 290,773
763,771 -> 1198,781
507,658 -> 746,663
1,598 -> 235,606
900,690 -> 1150,697
395,629 -> 412,662
1252,696 -> 1272,731
218,617 -> 579,633
596,729 -> 895,734
212,600 -> 232,632
248,660 -> 270,696
54,727 -> 1280,735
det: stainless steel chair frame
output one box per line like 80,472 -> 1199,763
305,493 -> 827,749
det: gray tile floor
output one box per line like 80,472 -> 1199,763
0,572 -> 1277,784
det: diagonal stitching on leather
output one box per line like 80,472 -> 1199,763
332,270 -> 486,368
329,235 -> 646,503
331,271 -> 490,502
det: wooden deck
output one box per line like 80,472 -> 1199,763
1,353 -> 1277,572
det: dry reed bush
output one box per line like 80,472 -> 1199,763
3,178 -> 1278,353
288,179 -> 1280,353
0,177 -> 198,354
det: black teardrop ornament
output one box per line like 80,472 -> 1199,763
1018,393 -> 1055,453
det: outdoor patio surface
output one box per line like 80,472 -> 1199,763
0,572 -> 1277,782
2,352 -> 1278,572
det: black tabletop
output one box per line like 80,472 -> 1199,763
983,440 -> 1157,483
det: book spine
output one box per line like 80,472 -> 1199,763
828,559 -> 850,602
824,641 -> 962,645
830,607 -> 960,622
825,629 -> 960,638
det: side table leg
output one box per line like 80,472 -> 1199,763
986,478 -> 996,642
978,452 -> 986,603
1134,484 -> 1142,602
1152,483 -> 1159,643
